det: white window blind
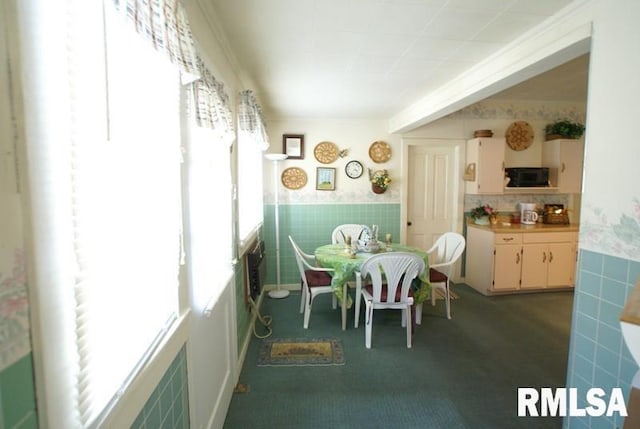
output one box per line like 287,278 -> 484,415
237,130 -> 265,244
18,1 -> 184,426
72,7 -> 182,426
183,118 -> 233,310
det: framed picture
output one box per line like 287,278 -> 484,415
316,167 -> 336,191
283,134 -> 304,159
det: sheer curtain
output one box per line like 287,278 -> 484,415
19,0 -> 195,426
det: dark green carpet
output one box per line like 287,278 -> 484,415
223,284 -> 572,429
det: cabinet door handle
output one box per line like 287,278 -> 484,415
516,252 -> 520,264
549,251 -> 554,263
543,252 -> 546,263
502,237 -> 514,242
561,162 -> 566,173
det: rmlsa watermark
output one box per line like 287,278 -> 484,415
518,387 -> 628,417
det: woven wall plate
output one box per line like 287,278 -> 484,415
313,141 -> 339,164
281,167 -> 307,190
505,121 -> 534,151
369,141 -> 391,163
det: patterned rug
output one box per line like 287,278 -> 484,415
257,338 -> 345,367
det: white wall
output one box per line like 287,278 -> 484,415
264,118 -> 402,204
578,0 -> 640,260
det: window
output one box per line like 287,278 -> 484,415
236,90 -> 269,248
183,120 -> 234,309
237,129 -> 265,245
21,2 -> 187,426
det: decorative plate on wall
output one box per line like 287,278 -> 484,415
313,141 -> 339,164
369,141 -> 391,163
281,167 -> 307,190
505,121 -> 534,151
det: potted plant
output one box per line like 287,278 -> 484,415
470,204 -> 495,225
369,169 -> 391,194
544,119 -> 585,140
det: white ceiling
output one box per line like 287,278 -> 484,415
206,0 -> 587,121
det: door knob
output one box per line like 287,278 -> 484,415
407,221 -> 412,226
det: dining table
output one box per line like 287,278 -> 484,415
314,243 -> 431,329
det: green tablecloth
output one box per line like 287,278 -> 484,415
314,243 -> 431,307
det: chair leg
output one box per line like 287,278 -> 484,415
299,281 -> 305,314
364,301 -> 373,349
445,283 -> 452,320
303,293 -> 313,329
415,303 -> 423,325
405,306 -> 412,348
341,284 -> 348,331
354,288 -> 362,328
332,293 -> 337,309
431,286 -> 437,307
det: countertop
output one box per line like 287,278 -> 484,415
467,221 -> 579,233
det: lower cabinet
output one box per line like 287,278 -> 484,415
521,232 -> 578,289
466,227 -> 578,295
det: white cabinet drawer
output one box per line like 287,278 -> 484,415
523,232 -> 578,244
495,233 -> 522,244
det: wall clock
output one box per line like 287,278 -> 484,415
345,160 -> 364,179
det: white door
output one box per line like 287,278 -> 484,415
405,140 -> 462,250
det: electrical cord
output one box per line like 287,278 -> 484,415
249,296 -> 273,338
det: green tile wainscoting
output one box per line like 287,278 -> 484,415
131,345 -> 190,429
565,250 -> 640,429
262,203 -> 401,286
0,353 -> 37,429
0,346 -> 190,429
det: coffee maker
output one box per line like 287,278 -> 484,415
519,203 -> 538,225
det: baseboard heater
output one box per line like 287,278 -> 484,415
247,240 -> 266,301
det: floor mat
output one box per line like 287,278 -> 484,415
257,337 -> 345,367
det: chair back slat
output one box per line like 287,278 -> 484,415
331,224 -> 364,244
360,252 -> 425,304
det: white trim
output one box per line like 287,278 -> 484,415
100,310 -> 192,428
389,1 -> 594,133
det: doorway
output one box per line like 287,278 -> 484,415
402,138 -> 465,254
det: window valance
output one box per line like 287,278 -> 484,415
190,57 -> 235,145
110,0 -> 198,81
238,89 -> 269,149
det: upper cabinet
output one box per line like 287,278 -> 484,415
541,139 -> 585,193
465,138 -> 505,195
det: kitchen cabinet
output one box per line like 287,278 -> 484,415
541,138 -> 584,193
520,232 -> 578,289
465,138 -> 505,194
492,234 -> 522,291
465,224 -> 578,295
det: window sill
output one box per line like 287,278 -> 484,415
99,309 -> 192,428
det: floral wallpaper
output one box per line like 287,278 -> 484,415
0,248 -> 29,370
264,187 -> 399,205
580,197 -> 640,262
446,99 -> 587,123
0,193 -> 29,371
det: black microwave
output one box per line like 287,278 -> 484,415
505,167 -> 550,187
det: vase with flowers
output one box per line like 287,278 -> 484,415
369,169 -> 391,194
470,204 -> 495,225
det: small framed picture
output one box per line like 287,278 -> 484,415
283,134 -> 304,159
316,167 -> 336,191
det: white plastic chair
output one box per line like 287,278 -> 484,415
354,252 -> 425,349
416,232 -> 466,322
331,224 -> 364,244
289,236 -> 344,329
